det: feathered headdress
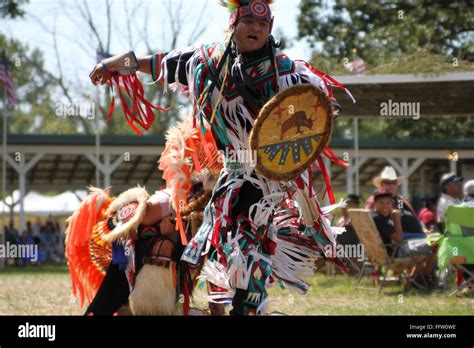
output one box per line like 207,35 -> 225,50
219,0 -> 274,27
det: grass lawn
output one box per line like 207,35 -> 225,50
0,265 -> 472,315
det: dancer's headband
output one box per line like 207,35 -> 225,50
221,0 -> 273,28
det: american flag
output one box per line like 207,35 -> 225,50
0,51 -> 17,105
345,56 -> 366,75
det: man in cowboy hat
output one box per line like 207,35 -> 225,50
365,166 -> 425,239
365,166 -> 417,217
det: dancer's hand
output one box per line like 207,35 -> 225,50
89,63 -> 109,86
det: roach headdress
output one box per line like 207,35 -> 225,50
219,0 -> 274,28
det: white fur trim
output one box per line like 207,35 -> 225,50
102,186 -> 148,243
129,264 -> 177,315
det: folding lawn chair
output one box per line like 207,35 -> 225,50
348,209 -> 427,292
437,205 -> 474,296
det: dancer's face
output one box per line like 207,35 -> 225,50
234,16 -> 271,53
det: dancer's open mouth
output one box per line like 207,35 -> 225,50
248,35 -> 258,41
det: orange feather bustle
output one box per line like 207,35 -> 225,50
65,187 -> 113,307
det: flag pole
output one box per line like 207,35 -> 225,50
1,83 -> 8,269
95,85 -> 100,187
95,44 -> 101,188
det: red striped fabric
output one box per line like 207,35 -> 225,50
0,58 -> 17,105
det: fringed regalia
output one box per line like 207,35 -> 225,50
78,0 -> 357,315
147,17 -> 355,315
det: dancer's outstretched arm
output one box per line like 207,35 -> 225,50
89,52 -> 158,86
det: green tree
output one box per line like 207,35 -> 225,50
297,0 -> 474,141
297,0 -> 474,65
0,0 -> 28,19
0,34 -> 81,134
333,117 -> 474,141
26,0 -> 199,136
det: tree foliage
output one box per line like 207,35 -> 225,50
1,0 -> 207,136
297,0 -> 474,141
0,34 -> 81,134
0,0 -> 28,19
297,0 -> 474,65
332,116 -> 474,141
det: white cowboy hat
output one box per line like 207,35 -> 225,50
373,166 -> 404,188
